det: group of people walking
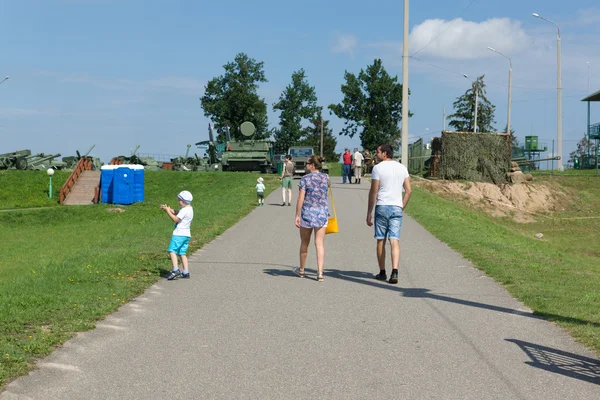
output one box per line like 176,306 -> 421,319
292,143 -> 412,284
162,143 -> 412,285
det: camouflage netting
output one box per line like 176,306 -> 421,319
437,131 -> 511,184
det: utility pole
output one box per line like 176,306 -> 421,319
443,107 -> 446,131
320,116 -> 324,159
401,0 -> 409,165
532,13 -> 563,170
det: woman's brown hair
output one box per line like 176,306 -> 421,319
308,155 -> 322,171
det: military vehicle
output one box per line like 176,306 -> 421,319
62,145 -> 102,170
287,146 -> 329,175
192,123 -> 224,172
220,122 -> 274,173
0,150 -> 66,170
171,144 -> 216,171
110,145 -> 163,171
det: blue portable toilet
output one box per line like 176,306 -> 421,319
131,165 -> 145,203
100,165 -> 117,204
113,167 -> 134,205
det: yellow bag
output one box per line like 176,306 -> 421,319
326,187 -> 338,234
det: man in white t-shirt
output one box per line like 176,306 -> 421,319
352,148 -> 364,184
366,143 -> 412,284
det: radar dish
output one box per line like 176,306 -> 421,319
240,121 -> 256,137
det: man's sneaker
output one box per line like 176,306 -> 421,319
375,270 -> 387,281
389,270 -> 399,284
166,270 -> 181,280
281,202 -> 286,206
287,203 -> 291,206
179,272 -> 190,279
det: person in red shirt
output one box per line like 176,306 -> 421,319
342,148 -> 353,184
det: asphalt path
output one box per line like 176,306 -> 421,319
2,178 -> 600,399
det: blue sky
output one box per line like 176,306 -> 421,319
1,0 -> 599,164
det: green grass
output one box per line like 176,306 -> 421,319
406,175 -> 600,355
326,162 -> 342,176
0,170 -> 72,209
0,171 -> 279,387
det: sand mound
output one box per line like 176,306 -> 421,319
415,179 -> 571,223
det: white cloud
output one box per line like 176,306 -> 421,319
330,32 -> 357,56
409,18 -> 532,60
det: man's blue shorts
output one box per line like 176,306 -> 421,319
374,205 -> 403,240
167,235 -> 190,255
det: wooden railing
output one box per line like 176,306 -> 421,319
59,158 -> 94,205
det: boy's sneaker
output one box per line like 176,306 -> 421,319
179,272 -> 190,279
287,203 -> 291,206
375,270 -> 387,281
166,270 -> 181,280
389,270 -> 399,284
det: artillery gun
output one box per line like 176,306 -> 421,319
62,145 -> 102,170
220,122 -> 274,173
0,150 -> 32,170
171,144 -> 211,171
110,145 -> 163,170
193,123 -> 224,172
0,150 -> 66,170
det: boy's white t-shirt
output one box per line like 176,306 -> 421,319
173,205 -> 193,237
371,160 -> 409,208
256,183 -> 265,192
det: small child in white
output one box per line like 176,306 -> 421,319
161,190 -> 194,280
256,177 -> 265,206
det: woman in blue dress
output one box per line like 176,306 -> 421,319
294,156 -> 330,282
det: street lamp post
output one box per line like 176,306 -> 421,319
487,47 -> 512,135
0,76 -> 9,85
47,168 -> 55,199
532,12 -> 562,171
463,74 -> 478,133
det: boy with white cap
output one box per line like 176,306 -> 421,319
161,190 -> 194,280
256,177 -> 265,206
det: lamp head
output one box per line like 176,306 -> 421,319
532,13 -> 540,18
487,46 -> 496,52
47,168 -> 55,176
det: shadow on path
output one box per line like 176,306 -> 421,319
506,339 -> 600,385
262,267 -> 600,329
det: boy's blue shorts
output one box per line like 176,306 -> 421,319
168,235 -> 190,255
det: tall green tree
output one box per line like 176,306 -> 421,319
298,109 -> 341,163
448,75 -> 496,133
272,69 -> 319,150
200,53 -> 270,140
328,59 -> 411,151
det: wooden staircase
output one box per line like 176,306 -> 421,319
60,158 -> 101,206
62,171 -> 101,205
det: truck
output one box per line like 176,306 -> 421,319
288,146 -> 329,175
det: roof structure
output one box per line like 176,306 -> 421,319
581,89 -> 600,102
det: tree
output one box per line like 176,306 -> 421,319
200,53 -> 270,140
328,59 -> 411,151
448,75 -> 496,133
272,69 -> 319,151
568,133 -> 597,165
298,109 -> 341,163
